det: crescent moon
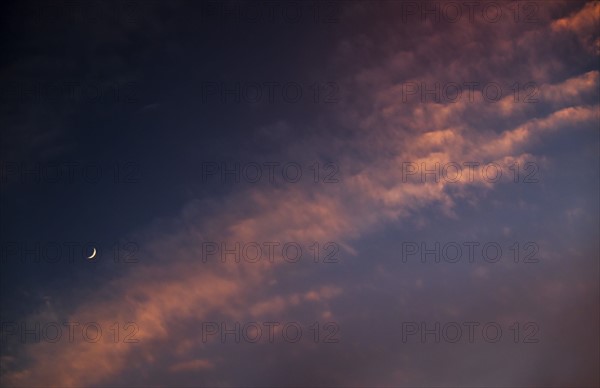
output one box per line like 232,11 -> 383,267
87,248 -> 97,259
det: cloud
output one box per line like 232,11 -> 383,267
552,1 -> 600,54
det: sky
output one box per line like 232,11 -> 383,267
0,0 -> 599,387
